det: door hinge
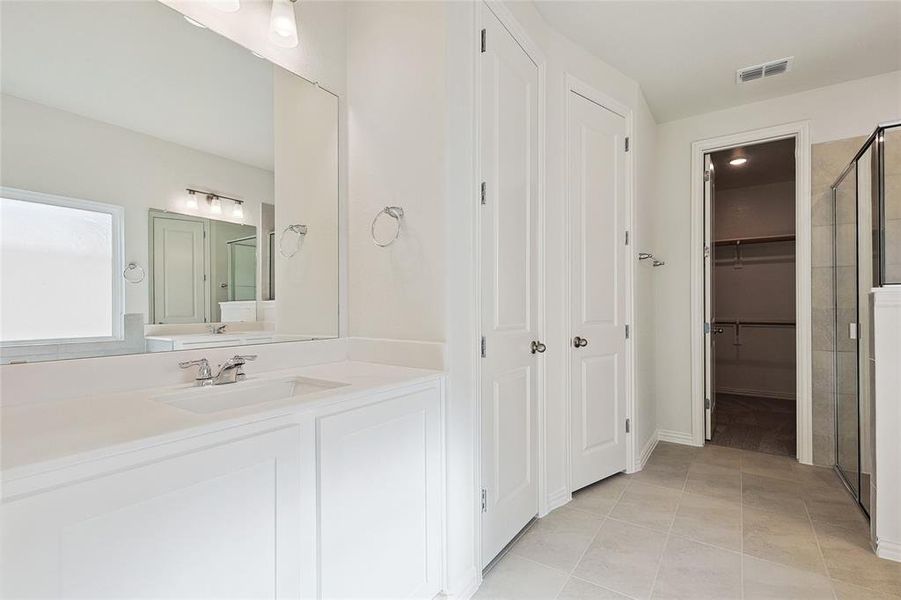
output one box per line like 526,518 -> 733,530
481,488 -> 487,512
705,397 -> 711,409
704,170 -> 711,182
481,181 -> 486,205
480,335 -> 486,358
625,324 -> 630,339
625,230 -> 630,246
624,137 -> 630,152
203,274 -> 207,282
203,229 -> 207,238
480,28 -> 486,53
704,322 -> 711,334
625,418 -> 631,433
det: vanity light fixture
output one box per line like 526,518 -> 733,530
183,15 -> 207,29
185,188 -> 250,220
269,0 -> 299,49
729,157 -> 748,166
185,189 -> 199,210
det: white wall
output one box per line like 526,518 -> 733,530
346,1 -> 448,342
0,94 -> 273,323
654,70 -> 901,438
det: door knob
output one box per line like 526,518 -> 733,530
530,340 -> 547,354
573,336 -> 589,348
713,328 -> 724,334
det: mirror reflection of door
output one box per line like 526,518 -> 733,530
150,213 -> 208,325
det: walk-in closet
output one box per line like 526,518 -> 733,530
708,138 -> 797,456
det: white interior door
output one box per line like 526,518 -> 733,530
567,90 -> 628,491
704,154 -> 717,439
152,214 -> 207,324
479,3 -> 541,567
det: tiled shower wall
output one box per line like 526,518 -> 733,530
811,135 -> 865,466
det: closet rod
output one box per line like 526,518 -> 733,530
713,234 -> 795,246
714,320 -> 796,328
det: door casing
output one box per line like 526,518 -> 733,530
689,122 -> 813,463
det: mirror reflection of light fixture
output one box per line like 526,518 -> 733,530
185,189 -> 199,209
209,196 -> 222,215
210,0 -> 240,12
232,200 -> 244,219
729,157 -> 748,166
269,0 -> 299,48
183,15 -> 207,28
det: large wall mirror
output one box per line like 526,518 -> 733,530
0,0 -> 339,364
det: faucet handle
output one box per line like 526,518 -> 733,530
178,358 -> 213,381
232,354 -> 257,362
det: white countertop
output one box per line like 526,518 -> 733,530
1,360 -> 443,481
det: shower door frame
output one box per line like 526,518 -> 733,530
689,121 -> 813,463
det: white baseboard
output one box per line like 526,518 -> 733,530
545,487 -> 571,514
877,538 -> 901,563
444,568 -> 481,600
657,429 -> 698,446
716,387 -> 796,401
635,432 -> 659,471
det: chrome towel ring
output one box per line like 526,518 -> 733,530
371,206 -> 404,247
123,262 -> 145,283
279,224 -> 308,258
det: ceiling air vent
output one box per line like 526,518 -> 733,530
736,57 -> 793,84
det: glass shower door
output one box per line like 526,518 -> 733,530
833,164 -> 859,498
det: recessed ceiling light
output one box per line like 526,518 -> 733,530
729,158 -> 748,166
184,16 -> 207,29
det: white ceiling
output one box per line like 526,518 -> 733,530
0,0 -> 274,170
534,1 -> 901,123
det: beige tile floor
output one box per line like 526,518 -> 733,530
474,442 -> 901,600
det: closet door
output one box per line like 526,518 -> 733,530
567,90 -> 628,491
479,3 -> 541,567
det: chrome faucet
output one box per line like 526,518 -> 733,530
211,323 -> 227,334
179,354 -> 257,386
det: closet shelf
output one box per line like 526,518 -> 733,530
714,234 -> 795,246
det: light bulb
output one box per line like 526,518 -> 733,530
185,190 -> 198,209
269,0 -> 299,48
210,196 -> 222,214
729,157 -> 748,166
210,0 -> 240,12
232,201 -> 244,219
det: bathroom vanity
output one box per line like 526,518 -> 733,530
1,360 -> 445,599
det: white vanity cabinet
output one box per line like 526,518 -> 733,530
316,384 -> 444,599
1,425 -> 304,599
1,376 -> 445,600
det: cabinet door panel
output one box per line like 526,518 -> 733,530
1,426 -> 302,599
318,387 -> 442,599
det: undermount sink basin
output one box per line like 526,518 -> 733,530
153,376 -> 348,414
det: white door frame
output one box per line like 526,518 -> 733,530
562,74 -> 637,492
689,121 -> 813,464
472,0 -> 547,569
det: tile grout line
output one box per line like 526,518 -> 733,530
646,471 -> 685,599
804,501 -> 839,600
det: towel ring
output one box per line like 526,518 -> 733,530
371,206 -> 404,247
279,224 -> 308,258
123,262 -> 145,283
